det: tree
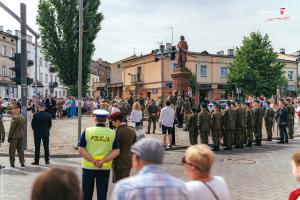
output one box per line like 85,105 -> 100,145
36,0 -> 103,96
227,32 -> 287,98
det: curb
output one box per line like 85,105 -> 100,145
0,145 -> 190,158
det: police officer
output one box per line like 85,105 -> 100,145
78,109 -> 120,200
8,107 -> 26,167
183,96 -> 192,131
286,99 -> 295,139
223,101 -> 236,150
198,104 -> 210,144
211,104 -> 222,151
187,107 -> 198,145
253,100 -> 264,146
0,112 -> 5,169
264,101 -> 275,141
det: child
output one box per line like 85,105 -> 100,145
290,152 -> 300,200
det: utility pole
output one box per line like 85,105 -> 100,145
167,27 -> 174,45
20,3 -> 28,149
78,0 -> 83,141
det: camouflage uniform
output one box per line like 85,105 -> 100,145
8,115 -> 26,166
223,107 -> 236,150
264,107 -> 275,141
241,106 -> 247,144
245,108 -> 254,146
198,109 -> 210,144
253,106 -> 264,145
183,100 -> 192,130
187,112 -> 198,145
211,109 -> 223,150
147,104 -> 158,133
0,115 -> 5,147
234,106 -> 245,148
286,104 -> 295,139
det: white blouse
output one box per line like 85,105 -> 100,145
130,109 -> 143,122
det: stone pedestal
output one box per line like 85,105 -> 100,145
171,67 -> 192,95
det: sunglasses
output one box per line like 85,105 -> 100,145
182,156 -> 201,171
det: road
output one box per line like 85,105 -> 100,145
0,137 -> 300,200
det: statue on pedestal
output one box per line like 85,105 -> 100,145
176,35 -> 188,69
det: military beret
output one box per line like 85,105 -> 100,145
108,112 -> 122,121
253,100 -> 260,103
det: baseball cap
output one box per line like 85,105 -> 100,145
131,138 -> 164,164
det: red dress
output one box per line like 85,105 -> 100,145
289,188 -> 300,200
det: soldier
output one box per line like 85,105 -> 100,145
245,103 -> 255,147
183,96 -> 192,131
264,101 -> 275,141
222,101 -> 236,150
234,101 -> 245,149
146,99 -> 158,134
8,107 -> 26,167
286,99 -> 295,139
0,114 -> 5,169
176,95 -> 184,128
253,100 -> 264,146
211,104 -> 223,151
187,107 -> 198,145
198,104 -> 210,144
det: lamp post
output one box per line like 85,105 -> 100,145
78,0 -> 83,141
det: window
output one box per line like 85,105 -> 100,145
117,64 -> 121,68
3,46 -> 6,56
220,67 -> 228,78
45,74 -> 48,83
288,71 -> 293,81
50,75 -> 53,83
10,48 -> 14,57
0,45 -> 4,55
55,76 -> 57,82
39,73 -> 43,82
2,65 -> 6,76
55,91 -> 58,97
200,65 -> 207,77
39,58 -> 43,67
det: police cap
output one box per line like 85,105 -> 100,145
93,109 -> 109,119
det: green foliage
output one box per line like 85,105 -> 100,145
227,31 -> 287,98
36,0 -> 103,96
183,68 -> 197,93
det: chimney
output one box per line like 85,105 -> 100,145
0,26 -> 3,32
217,50 -> 224,56
280,48 -> 285,54
159,44 -> 165,53
6,29 -> 12,35
227,49 -> 234,56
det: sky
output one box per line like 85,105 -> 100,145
0,0 -> 299,63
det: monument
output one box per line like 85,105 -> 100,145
171,35 -> 193,96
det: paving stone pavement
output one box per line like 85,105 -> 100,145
0,115 -> 299,155
1,138 -> 300,200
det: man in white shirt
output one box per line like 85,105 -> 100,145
159,101 -> 175,148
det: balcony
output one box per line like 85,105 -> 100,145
49,81 -> 58,87
131,74 -> 143,84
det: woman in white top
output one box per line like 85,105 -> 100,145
129,102 -> 143,127
183,144 -> 231,200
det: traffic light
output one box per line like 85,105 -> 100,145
9,53 -> 21,85
170,46 -> 176,60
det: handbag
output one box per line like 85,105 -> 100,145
200,181 -> 219,200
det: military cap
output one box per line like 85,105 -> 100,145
93,109 -> 109,119
108,112 -> 122,121
253,100 -> 260,103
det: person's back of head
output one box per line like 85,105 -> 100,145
31,168 -> 81,200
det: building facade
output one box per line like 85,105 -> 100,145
121,48 -> 298,102
0,27 -> 18,98
88,59 -> 110,97
14,30 -> 67,98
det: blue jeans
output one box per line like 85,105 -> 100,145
279,125 -> 288,142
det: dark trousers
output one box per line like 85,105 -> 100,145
34,135 -> 49,162
82,169 -> 110,200
176,110 -> 183,126
171,123 -> 176,145
279,125 -> 288,143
